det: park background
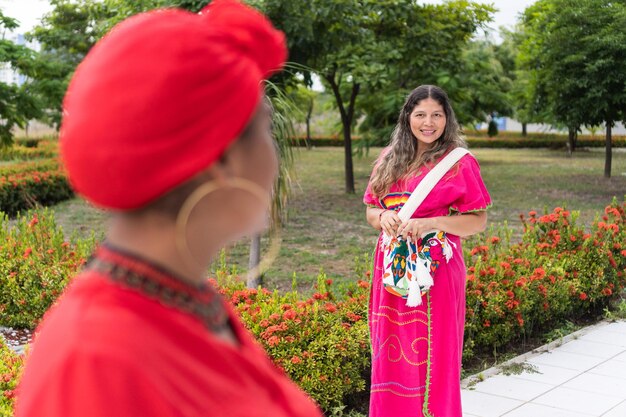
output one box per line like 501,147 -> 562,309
0,0 -> 626,416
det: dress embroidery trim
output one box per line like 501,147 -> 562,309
84,243 -> 231,334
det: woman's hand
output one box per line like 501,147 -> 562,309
397,218 -> 436,242
380,210 -> 402,237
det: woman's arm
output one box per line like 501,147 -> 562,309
397,211 -> 487,240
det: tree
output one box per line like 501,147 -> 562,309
453,39 -> 513,128
356,2 -> 495,144
520,0 -> 626,176
259,0 -> 493,193
0,11 -> 42,146
29,0 -> 299,286
27,0 -> 114,128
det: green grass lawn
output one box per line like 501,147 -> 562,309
51,147 -> 626,292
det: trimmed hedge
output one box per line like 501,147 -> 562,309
0,140 -> 58,161
289,134 -> 626,148
0,159 -> 73,216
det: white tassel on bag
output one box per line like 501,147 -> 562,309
415,258 -> 434,290
406,278 -> 423,307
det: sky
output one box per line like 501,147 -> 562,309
1,0 -> 536,37
0,0 -> 52,33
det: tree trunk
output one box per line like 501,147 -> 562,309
326,72 -> 360,194
605,122 -> 612,178
305,98 -> 313,150
521,122 -> 527,137
343,119 -> 355,193
567,126 -> 577,156
247,234 -> 262,288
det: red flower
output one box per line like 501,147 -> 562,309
267,336 -> 280,347
23,247 -> 32,259
283,310 -> 297,321
483,320 -> 491,327
621,250 -> 626,257
269,313 -> 280,321
516,313 -> 524,327
357,280 -> 369,288
489,236 -> 501,245
529,210 -> 537,217
290,355 -> 302,364
579,292 -> 588,301
346,312 -> 361,322
324,303 -> 337,313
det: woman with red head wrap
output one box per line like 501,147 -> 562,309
15,1 -> 322,416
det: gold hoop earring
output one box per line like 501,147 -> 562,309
175,177 -> 282,284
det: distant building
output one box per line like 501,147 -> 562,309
0,33 -> 39,87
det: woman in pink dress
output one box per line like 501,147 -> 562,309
363,85 -> 491,417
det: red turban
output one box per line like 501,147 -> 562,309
60,0 -> 287,210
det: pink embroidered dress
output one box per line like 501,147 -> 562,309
363,149 -> 491,417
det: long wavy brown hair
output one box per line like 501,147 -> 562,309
369,85 -> 467,197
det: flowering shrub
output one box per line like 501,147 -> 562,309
0,210 -> 94,329
216,275 -> 370,412
0,340 -> 23,417
463,198 -> 626,359
1,200 -> 625,415
0,159 -> 73,215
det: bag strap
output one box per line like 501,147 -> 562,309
397,147 -> 470,222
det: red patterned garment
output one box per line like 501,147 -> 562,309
363,150 -> 491,417
15,244 -> 322,417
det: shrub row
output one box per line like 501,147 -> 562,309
289,134 -> 626,148
0,210 -> 94,329
0,160 -> 73,216
0,340 -> 23,416
463,199 -> 626,358
218,276 -> 370,412
0,200 -> 625,414
0,140 -> 58,162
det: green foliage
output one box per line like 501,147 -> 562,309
0,339 -> 23,416
259,0 -> 495,190
463,199 -> 626,360
27,0 -> 115,127
0,209 -> 95,329
518,0 -> 626,174
446,40 -> 513,127
220,274 -> 371,412
0,11 -> 42,146
0,139 -> 58,161
357,1 -> 497,143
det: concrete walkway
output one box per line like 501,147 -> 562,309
461,320 -> 626,417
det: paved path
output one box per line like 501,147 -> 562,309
462,320 -> 626,417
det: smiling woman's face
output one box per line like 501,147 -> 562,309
409,98 -> 446,149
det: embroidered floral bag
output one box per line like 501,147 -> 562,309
381,148 -> 469,307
